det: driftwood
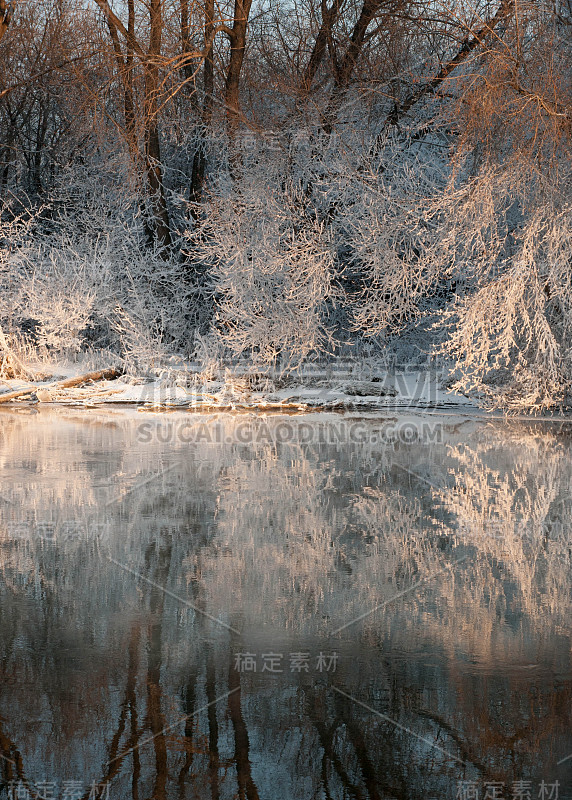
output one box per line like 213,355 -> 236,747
0,368 -> 120,404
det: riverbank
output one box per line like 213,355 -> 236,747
0,359 -> 474,412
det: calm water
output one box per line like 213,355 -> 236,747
0,407 -> 571,800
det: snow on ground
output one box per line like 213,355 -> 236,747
0,359 -> 476,412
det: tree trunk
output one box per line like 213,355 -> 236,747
321,0 -> 385,133
189,0 -> 215,206
144,0 -> 172,250
224,3 -> 249,131
300,0 -> 344,97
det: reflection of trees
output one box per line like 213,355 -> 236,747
432,422 -> 572,630
0,411 -> 571,799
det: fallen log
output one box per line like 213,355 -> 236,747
0,368 -> 121,404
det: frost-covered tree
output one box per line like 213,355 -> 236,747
429,0 -> 572,409
189,166 -> 338,370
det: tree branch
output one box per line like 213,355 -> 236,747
0,0 -> 15,43
382,0 -> 515,130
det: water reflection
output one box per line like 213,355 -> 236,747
0,409 -> 571,799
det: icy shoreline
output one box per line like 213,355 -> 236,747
0,361 -> 476,413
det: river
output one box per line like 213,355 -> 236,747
0,408 -> 571,799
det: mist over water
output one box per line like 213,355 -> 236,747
0,408 -> 571,799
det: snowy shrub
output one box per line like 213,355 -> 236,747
426,150 -> 572,411
334,155 -> 447,338
20,263 -> 97,355
0,179 -> 199,369
0,199 -> 48,374
191,174 -> 338,371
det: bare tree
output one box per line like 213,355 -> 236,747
92,0 -> 183,248
0,0 -> 98,195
